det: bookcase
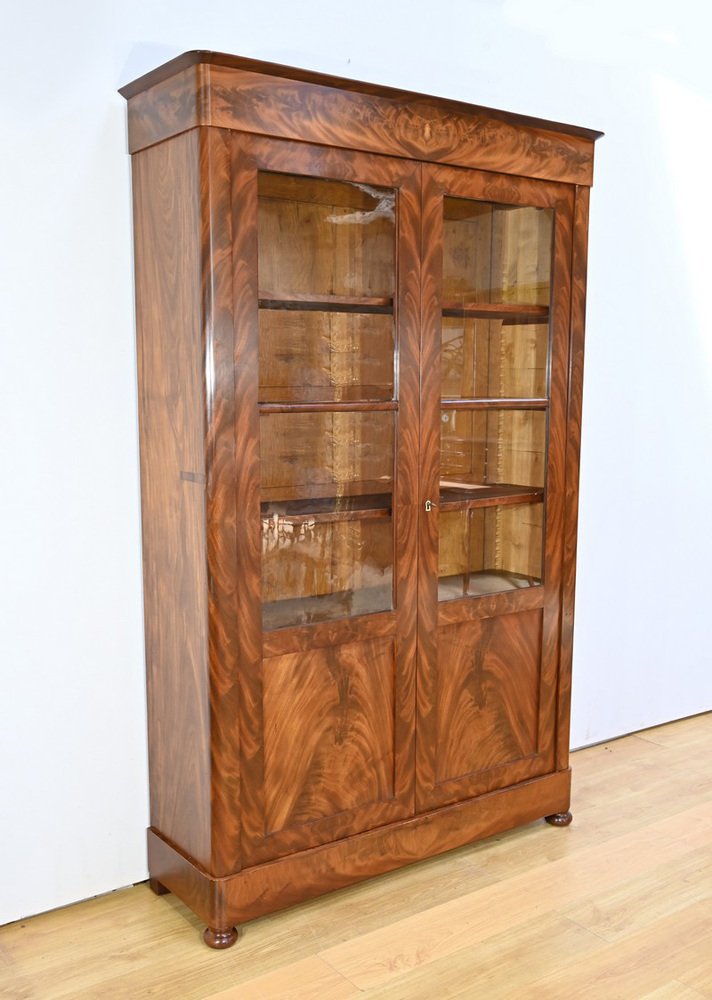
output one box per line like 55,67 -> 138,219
121,51 -> 601,948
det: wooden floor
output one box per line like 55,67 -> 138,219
2,713 -> 711,999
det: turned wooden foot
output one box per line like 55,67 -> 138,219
148,877 -> 169,895
545,810 -> 573,827
203,925 -> 239,949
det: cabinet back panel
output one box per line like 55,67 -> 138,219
259,310 -> 394,403
260,411 -> 394,498
442,200 -> 552,306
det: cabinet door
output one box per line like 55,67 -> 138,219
416,164 -> 574,810
231,135 -> 421,865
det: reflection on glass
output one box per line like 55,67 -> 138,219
262,519 -> 393,630
438,503 -> 543,600
260,411 -> 394,629
443,198 -> 553,306
258,173 -> 395,299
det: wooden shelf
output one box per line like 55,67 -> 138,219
441,301 -> 549,324
261,493 -> 392,525
262,583 -> 393,631
438,569 -> 540,602
258,386 -> 394,405
439,482 -> 543,511
259,291 -> 394,314
440,397 -> 548,410
259,400 -> 398,413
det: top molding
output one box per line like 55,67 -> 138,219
120,50 -> 603,185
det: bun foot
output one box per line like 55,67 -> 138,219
148,877 -> 169,895
545,811 -> 573,827
203,925 -> 239,949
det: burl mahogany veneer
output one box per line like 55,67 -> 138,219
120,50 -> 600,948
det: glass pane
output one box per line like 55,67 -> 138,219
441,318 -> 548,399
443,198 -> 553,306
438,406 -> 546,603
260,410 -> 394,629
259,310 -> 394,403
257,172 -> 396,403
258,173 -> 395,298
438,503 -> 544,600
440,409 -> 546,491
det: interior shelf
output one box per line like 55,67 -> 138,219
438,569 -> 540,601
262,584 -> 393,631
262,493 -> 392,525
441,301 -> 549,324
259,291 -> 394,314
439,482 -> 543,510
258,400 -> 398,413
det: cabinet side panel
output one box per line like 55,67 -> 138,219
132,131 -> 212,866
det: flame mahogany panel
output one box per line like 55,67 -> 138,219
146,767 -> 571,928
122,55 -> 597,185
262,639 -> 396,834
433,609 -> 549,804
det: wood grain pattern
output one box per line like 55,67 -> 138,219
121,53 -> 599,185
120,50 -> 603,140
231,134 -> 421,868
431,610 -> 549,806
200,127 -> 242,876
146,768 -> 571,927
415,164 -> 444,813
558,184 -> 591,772
132,130 -> 212,869
132,127 -> 243,877
417,163 -> 574,814
262,638 -> 396,835
122,58 -> 596,946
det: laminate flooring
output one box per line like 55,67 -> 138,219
2,713 -> 711,999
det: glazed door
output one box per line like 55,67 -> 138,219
232,134 -> 421,865
416,164 -> 574,810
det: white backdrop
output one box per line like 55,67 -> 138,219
2,0 -> 711,926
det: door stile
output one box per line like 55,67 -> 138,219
201,126 -> 244,877
228,134 -> 265,867
392,160 -> 422,817
557,184 -> 591,772
538,186 -> 575,769
416,165 -> 446,804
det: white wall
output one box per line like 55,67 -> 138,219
2,0 -> 710,926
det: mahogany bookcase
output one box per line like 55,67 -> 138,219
120,51 -> 601,948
